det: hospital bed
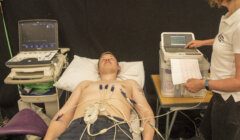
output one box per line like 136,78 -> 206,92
0,55 -> 146,140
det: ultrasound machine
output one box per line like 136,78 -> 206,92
5,19 -> 59,68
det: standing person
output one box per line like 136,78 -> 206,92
184,0 -> 240,139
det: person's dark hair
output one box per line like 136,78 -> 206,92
208,0 -> 232,7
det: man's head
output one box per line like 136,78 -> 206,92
98,51 -> 120,78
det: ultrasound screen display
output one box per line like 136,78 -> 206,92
19,20 -> 58,50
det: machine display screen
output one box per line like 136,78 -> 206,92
170,36 -> 186,46
19,20 -> 58,50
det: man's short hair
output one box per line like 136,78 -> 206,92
99,51 -> 117,60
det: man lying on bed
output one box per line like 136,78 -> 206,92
44,52 -> 155,140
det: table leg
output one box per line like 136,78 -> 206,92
156,99 -> 160,129
166,111 -> 178,140
165,112 -> 169,139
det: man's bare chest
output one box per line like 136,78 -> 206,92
81,81 -> 132,99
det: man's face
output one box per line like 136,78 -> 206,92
98,53 -> 120,75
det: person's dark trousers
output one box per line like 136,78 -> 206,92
200,93 -> 240,140
59,116 -> 133,140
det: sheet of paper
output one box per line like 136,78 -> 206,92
170,59 -> 202,85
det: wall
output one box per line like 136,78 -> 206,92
0,0 -> 226,108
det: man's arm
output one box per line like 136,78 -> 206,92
44,81 -> 90,140
128,80 -> 155,140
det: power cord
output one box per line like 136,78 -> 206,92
0,1 -> 13,58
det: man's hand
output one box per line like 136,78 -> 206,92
184,78 -> 204,93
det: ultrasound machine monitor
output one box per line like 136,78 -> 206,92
160,32 -> 203,61
6,19 -> 59,68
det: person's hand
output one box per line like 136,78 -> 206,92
185,40 -> 205,49
184,78 -> 204,93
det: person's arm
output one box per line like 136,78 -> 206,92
186,39 -> 214,48
184,54 -> 240,93
128,80 -> 155,140
44,81 -> 90,140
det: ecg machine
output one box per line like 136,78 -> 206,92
160,32 -> 203,62
159,32 -> 209,97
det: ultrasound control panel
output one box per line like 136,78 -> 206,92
5,51 -> 58,68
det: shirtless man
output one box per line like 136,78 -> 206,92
44,52 -> 155,140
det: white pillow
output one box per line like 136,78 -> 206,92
54,55 -> 145,92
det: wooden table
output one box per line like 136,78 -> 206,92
151,74 -> 212,140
